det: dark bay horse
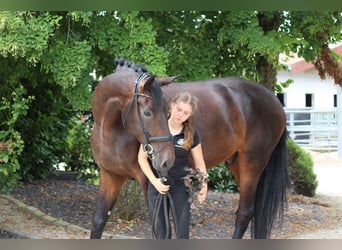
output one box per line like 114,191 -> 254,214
90,58 -> 291,239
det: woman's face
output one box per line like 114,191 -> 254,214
170,101 -> 193,125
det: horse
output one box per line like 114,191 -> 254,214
90,58 -> 291,239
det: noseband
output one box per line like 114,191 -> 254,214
123,73 -> 173,160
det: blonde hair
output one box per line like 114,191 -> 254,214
171,92 -> 198,150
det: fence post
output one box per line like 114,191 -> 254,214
338,86 -> 342,159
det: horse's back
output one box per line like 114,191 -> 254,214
164,76 -> 285,131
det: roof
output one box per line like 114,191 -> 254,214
280,44 -> 342,74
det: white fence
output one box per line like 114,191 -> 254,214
284,108 -> 338,152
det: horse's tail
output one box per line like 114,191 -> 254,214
252,128 -> 291,238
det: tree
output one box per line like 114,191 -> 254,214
142,11 -> 342,90
141,11 -> 294,91
285,11 -> 342,87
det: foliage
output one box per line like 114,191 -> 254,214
208,162 -> 239,193
15,81 -> 74,181
0,11 -> 61,65
0,86 -> 32,193
111,179 -> 144,221
142,11 -> 290,91
287,138 -> 318,197
141,11 -> 222,81
62,114 -> 98,183
88,11 -> 168,77
283,11 -> 342,86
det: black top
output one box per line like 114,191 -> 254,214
167,128 -> 201,179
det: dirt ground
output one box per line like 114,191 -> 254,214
1,150 -> 342,239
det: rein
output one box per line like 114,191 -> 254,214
122,73 -> 173,160
123,73 -> 177,238
151,177 -> 179,239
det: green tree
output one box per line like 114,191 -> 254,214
142,11 -> 342,90
285,11 -> 342,86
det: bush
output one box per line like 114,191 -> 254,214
62,113 -> 97,182
111,179 -> 145,221
15,82 -> 74,181
207,162 -> 239,193
287,138 -> 318,197
0,86 -> 32,193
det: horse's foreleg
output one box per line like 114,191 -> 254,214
90,169 -> 126,239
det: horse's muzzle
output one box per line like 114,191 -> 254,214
155,159 -> 174,177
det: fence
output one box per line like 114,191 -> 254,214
284,108 -> 338,152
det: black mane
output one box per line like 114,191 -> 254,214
114,57 -> 165,114
114,57 -> 148,74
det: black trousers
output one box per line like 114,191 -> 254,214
147,179 -> 191,239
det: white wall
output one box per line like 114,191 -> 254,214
338,86 -> 342,158
278,69 -> 338,109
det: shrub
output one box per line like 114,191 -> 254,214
0,86 -> 32,193
15,82 -> 73,181
287,138 -> 318,197
111,179 -> 145,221
62,113 -> 97,181
207,162 -> 239,193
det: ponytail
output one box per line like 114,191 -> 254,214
182,120 -> 194,150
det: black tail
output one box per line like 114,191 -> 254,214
252,129 -> 291,238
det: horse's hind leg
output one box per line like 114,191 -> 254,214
90,169 -> 126,239
230,158 -> 263,239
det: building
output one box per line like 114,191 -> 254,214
277,45 -> 341,155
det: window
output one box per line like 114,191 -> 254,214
334,94 -> 337,107
305,93 -> 313,107
277,93 -> 286,107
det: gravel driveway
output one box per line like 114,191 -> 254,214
292,151 -> 342,239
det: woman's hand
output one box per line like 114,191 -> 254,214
197,182 -> 208,204
151,178 -> 170,194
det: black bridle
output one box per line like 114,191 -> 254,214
122,73 -> 173,160
123,73 -> 178,239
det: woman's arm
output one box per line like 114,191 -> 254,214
138,144 -> 170,194
191,143 -> 208,204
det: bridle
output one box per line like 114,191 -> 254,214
123,73 -> 178,239
122,72 -> 173,160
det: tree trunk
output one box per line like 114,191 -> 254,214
255,12 -> 281,91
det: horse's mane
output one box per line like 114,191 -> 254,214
114,57 -> 166,114
114,57 -> 148,74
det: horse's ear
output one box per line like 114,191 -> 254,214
156,76 -> 180,86
138,75 -> 155,92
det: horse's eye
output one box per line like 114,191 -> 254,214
144,111 -> 152,117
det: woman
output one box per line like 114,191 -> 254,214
138,92 -> 208,239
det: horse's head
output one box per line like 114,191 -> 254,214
117,58 -> 176,176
